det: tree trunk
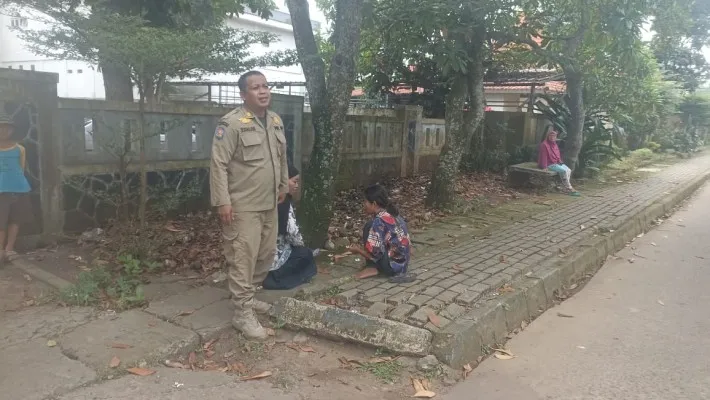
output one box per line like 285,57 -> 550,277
286,0 -> 364,247
101,60 -> 134,101
426,33 -> 486,207
562,68 -> 585,170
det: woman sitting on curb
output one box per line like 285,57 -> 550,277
538,130 -> 581,197
348,184 -> 415,284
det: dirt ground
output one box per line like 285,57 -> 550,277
160,316 -> 458,399
0,264 -> 56,312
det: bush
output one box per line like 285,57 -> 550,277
646,141 -> 662,153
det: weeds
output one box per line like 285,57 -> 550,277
358,359 -> 402,383
60,253 -> 161,309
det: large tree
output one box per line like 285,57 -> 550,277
1,0 -> 279,100
285,0 -> 365,247
650,0 -> 710,92
359,0 -> 521,207
504,0 -> 653,169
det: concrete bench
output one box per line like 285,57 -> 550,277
508,162 -> 559,189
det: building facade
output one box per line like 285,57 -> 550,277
0,5 -> 319,99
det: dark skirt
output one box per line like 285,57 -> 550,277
262,246 -> 317,290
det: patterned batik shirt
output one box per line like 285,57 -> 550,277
365,210 -> 411,274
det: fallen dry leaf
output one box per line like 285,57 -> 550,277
188,351 -> 197,369
109,356 -> 121,368
499,255 -> 507,263
240,371 -> 272,381
462,363 -> 473,379
557,312 -> 574,318
493,348 -> 515,357
165,360 -> 188,369
300,346 -> 316,353
47,340 -> 57,347
411,378 -> 436,398
205,349 -> 216,358
657,300 -> 665,306
230,362 -> 249,374
110,343 -> 133,349
368,356 -> 394,363
427,312 -> 441,328
498,284 -> 514,293
203,338 -> 218,351
494,353 -> 514,360
178,309 -> 195,317
266,328 -> 276,336
126,367 -> 156,376
165,223 -> 185,233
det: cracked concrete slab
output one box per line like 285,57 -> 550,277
57,367 -> 297,400
0,306 -> 95,350
59,310 -> 199,376
0,339 -> 96,400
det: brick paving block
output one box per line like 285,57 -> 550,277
408,306 -> 435,326
440,303 -> 466,320
426,298 -> 445,310
435,290 -> 459,304
336,289 -> 362,303
364,287 -> 386,297
422,286 -> 446,297
463,274 -> 489,286
387,291 -> 414,306
455,290 -> 483,306
449,283 -> 469,294
482,274 -> 508,290
367,293 -> 388,304
408,294 -> 432,307
364,302 -> 392,318
424,314 -> 451,331
468,282 -> 490,294
357,280 -> 382,291
338,280 -> 363,291
388,304 -> 416,321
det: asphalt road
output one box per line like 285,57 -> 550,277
444,183 -> 710,400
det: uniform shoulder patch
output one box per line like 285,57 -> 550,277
215,126 -> 226,140
217,120 -> 230,127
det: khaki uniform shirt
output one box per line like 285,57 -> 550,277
210,107 -> 289,212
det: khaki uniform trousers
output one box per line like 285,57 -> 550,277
223,208 -> 277,312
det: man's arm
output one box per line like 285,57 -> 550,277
210,123 -> 237,208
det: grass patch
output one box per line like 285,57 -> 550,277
603,149 -> 676,177
358,359 -> 403,383
60,254 -> 160,309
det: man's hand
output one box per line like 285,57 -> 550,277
278,192 -> 287,204
218,204 -> 233,225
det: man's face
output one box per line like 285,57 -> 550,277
241,74 -> 271,110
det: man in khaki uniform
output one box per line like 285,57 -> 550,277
210,71 -> 289,340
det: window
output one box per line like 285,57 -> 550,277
18,65 -> 23,70
191,121 -> 200,152
67,69 -> 73,74
30,65 -> 35,71
10,18 -> 28,28
159,121 -> 168,151
77,69 -> 83,74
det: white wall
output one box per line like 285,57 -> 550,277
0,5 -> 324,99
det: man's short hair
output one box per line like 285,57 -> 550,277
238,71 -> 266,92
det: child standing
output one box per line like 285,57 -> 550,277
0,110 -> 32,263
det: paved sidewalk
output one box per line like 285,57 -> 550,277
326,153 -> 710,330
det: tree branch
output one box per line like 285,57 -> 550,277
285,0 -> 328,107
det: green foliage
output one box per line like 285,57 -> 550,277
508,145 -> 537,166
650,0 -> 710,91
357,359 -> 403,383
61,254 -> 160,309
3,0 -> 295,99
535,94 -> 623,175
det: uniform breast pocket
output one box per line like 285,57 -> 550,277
240,133 -> 264,161
275,131 -> 287,157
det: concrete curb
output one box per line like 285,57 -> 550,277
13,258 -> 73,290
432,171 -> 710,368
271,297 -> 432,356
